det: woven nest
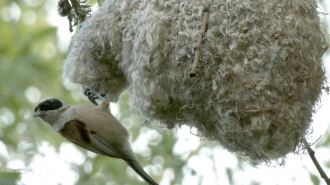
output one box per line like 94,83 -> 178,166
63,0 -> 328,164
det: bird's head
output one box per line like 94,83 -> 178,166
34,98 -> 70,124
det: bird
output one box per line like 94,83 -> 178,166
33,88 -> 158,185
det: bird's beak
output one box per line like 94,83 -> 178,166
33,109 -> 41,117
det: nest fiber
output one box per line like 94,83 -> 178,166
63,0 -> 327,163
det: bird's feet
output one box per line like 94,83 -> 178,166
84,82 -> 107,105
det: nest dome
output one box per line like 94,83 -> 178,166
63,0 -> 328,163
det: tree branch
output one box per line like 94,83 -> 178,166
303,137 -> 330,185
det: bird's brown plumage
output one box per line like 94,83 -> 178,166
34,98 -> 158,185
58,100 -> 131,159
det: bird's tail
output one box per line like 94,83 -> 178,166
125,159 -> 158,185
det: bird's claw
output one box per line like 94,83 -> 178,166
84,88 -> 98,105
84,82 -> 107,105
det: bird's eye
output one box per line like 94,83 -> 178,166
40,103 -> 50,111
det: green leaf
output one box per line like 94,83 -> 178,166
0,171 -> 21,185
309,173 -> 320,185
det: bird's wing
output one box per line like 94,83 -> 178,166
69,104 -> 132,155
58,120 -> 94,151
59,105 -> 158,185
58,119 -> 124,158
90,132 -> 122,158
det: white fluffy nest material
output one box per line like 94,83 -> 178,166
63,0 -> 328,164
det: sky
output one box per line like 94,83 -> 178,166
2,0 -> 330,185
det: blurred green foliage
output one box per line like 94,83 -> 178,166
0,0 -> 81,183
0,0 -> 65,172
0,171 -> 20,185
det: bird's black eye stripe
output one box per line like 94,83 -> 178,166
38,99 -> 63,111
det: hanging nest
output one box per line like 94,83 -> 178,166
63,0 -> 328,164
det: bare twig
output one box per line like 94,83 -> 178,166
303,137 -> 330,185
57,0 -> 73,32
239,107 -> 279,113
190,4 -> 211,78
69,0 -> 91,23
57,0 -> 91,32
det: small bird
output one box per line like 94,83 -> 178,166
33,89 -> 158,185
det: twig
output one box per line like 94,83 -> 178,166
57,0 -> 73,32
303,137 -> 330,185
57,0 -> 91,32
239,107 -> 278,113
190,4 -> 211,78
69,0 -> 90,23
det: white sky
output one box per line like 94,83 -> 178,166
1,0 -> 330,185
